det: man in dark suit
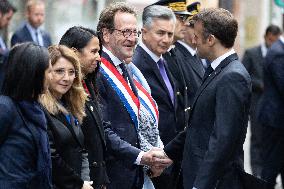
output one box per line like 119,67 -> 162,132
0,0 -> 16,91
154,0 -> 204,131
96,3 -> 171,189
133,5 -> 180,189
257,30 -> 284,188
10,0 -> 51,48
163,8 -> 251,189
174,2 -> 205,107
242,24 -> 281,177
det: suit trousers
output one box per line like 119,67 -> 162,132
261,125 -> 284,188
250,92 -> 264,176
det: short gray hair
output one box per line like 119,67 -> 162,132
142,5 -> 176,28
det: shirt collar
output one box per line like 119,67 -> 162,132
139,41 -> 162,63
102,46 -> 123,67
280,35 -> 284,45
210,49 -> 235,70
260,43 -> 268,57
177,40 -> 196,56
26,22 -> 40,34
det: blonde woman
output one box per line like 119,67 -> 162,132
40,45 -> 92,189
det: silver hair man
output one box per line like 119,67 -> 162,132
142,5 -> 176,28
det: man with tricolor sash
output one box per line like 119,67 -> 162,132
96,2 -> 172,189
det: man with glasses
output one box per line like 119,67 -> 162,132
96,2 -> 171,189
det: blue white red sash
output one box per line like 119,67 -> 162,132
135,81 -> 159,125
100,57 -> 159,128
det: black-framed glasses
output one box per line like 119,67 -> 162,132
175,14 -> 190,22
113,28 -> 141,37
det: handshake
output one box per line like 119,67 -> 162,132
140,147 -> 173,178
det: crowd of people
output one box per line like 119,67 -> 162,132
0,0 -> 284,189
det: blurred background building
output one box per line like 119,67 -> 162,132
7,0 -> 284,56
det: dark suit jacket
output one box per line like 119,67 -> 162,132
170,42 -> 204,128
164,48 -> 188,131
174,42 -> 204,106
133,45 -> 179,145
0,43 -> 9,92
165,53 -> 251,189
0,96 -> 52,189
81,79 -> 109,188
242,45 -> 264,94
44,111 -> 86,189
97,51 -> 143,189
11,24 -> 52,48
258,39 -> 284,130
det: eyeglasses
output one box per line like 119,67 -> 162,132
175,14 -> 190,22
53,68 -> 76,78
113,28 -> 141,37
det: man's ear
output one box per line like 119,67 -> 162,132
208,34 -> 216,47
141,27 -> 147,39
102,28 -> 110,43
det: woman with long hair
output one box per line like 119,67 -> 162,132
0,42 -> 52,188
59,26 -> 109,189
40,45 -> 92,189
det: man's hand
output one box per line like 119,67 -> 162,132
81,181 -> 93,189
141,147 -> 173,168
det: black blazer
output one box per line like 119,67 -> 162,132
166,42 -> 205,128
174,42 -> 205,106
164,48 -> 188,131
242,45 -> 264,94
45,111 -> 85,189
165,54 -> 251,189
258,40 -> 284,130
81,79 -> 109,188
11,24 -> 52,48
133,45 -> 178,145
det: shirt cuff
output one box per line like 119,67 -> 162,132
193,187 -> 198,189
135,151 -> 146,165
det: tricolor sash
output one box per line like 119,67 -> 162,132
135,81 -> 159,125
100,57 -> 159,129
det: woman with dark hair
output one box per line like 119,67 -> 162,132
0,42 -> 52,188
40,45 -> 93,189
59,26 -> 109,189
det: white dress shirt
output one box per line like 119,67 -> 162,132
210,49 -> 236,70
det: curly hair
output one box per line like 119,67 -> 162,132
193,8 -> 238,48
97,2 -> 137,43
39,45 -> 87,123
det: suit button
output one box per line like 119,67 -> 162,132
92,161 -> 98,166
135,142 -> 138,146
177,92 -> 180,95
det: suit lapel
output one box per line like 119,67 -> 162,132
190,53 -> 239,112
56,113 -> 84,148
175,42 -> 205,79
23,25 -> 34,42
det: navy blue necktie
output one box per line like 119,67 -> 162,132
119,63 -> 138,96
202,65 -> 214,82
